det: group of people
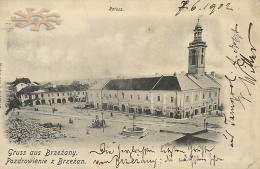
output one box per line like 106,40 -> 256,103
57,123 -> 62,130
90,115 -> 106,128
34,106 -> 57,114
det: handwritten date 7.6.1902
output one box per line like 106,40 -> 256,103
175,0 -> 233,16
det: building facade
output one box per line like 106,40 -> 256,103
18,83 -> 88,106
87,21 -> 222,119
20,90 -> 87,106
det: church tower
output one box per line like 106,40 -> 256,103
188,19 -> 207,75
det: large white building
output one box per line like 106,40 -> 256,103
20,89 -> 87,106
87,21 -> 222,119
18,83 -> 88,106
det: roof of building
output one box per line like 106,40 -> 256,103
174,134 -> 216,145
98,73 -> 220,91
104,77 -> 161,90
11,78 -> 31,86
17,85 -> 39,96
19,84 -> 88,95
33,81 -> 40,85
176,74 -> 201,90
43,84 -> 88,92
206,73 -> 223,86
187,74 -> 221,89
152,76 -> 181,90
89,79 -> 110,90
31,89 -> 45,94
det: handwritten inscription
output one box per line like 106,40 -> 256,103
90,143 -> 157,168
109,6 -> 124,12
224,22 -> 257,147
175,0 -> 233,16
160,145 -> 223,167
90,143 -> 223,168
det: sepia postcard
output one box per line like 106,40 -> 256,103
0,0 -> 259,169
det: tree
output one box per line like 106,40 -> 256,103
70,81 -> 89,90
71,81 -> 80,87
6,95 -> 22,115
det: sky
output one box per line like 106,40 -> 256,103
2,0 -> 259,82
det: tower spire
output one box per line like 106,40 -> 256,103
193,18 -> 203,41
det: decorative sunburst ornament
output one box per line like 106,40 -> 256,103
11,8 -> 62,31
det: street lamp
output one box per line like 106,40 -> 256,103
100,90 -> 104,133
132,108 -> 136,131
101,111 -> 104,133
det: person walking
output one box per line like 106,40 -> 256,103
205,122 -> 208,131
86,129 -> 90,135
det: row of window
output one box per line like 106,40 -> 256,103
90,92 -> 176,103
24,91 -> 86,99
89,90 -> 218,103
185,91 -> 218,102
